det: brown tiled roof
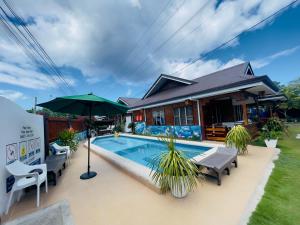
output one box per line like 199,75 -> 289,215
117,97 -> 140,107
128,62 -> 278,109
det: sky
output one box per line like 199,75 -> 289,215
0,0 -> 299,109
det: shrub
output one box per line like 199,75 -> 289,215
263,117 -> 285,132
225,125 -> 251,154
260,117 -> 287,140
113,124 -> 123,133
58,128 -> 79,152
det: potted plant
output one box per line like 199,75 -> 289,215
260,118 -> 285,148
261,130 -> 281,148
58,128 -> 79,152
150,136 -> 199,198
225,125 -> 251,154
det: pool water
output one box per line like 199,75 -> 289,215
92,136 -> 211,168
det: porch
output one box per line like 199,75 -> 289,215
200,93 -> 257,141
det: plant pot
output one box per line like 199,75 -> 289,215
170,177 -> 188,198
264,139 -> 278,148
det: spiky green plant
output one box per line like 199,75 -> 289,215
150,136 -> 199,195
225,125 -> 251,154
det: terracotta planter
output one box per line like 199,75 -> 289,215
264,139 -> 278,148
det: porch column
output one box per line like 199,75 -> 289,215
144,109 -> 147,123
197,100 -> 201,127
242,103 -> 248,125
197,100 -> 206,140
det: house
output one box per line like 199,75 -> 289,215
118,62 -> 284,141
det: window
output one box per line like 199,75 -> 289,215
174,106 -> 194,126
152,110 -> 165,125
233,105 -> 243,121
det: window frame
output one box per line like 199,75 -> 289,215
173,105 -> 194,126
152,109 -> 165,126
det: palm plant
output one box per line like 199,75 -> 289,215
150,136 -> 199,197
225,125 -> 251,154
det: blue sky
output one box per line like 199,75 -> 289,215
0,0 -> 299,109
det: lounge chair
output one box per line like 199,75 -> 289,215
195,147 -> 238,185
50,143 -> 71,164
98,125 -> 115,135
5,160 -> 48,214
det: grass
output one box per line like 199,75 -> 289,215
248,124 -> 300,225
250,136 -> 265,147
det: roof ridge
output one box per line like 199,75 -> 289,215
192,62 -> 248,81
160,74 -> 194,82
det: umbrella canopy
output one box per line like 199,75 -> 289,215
37,93 -> 128,116
38,93 -> 128,180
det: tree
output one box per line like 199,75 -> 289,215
278,77 -> 300,118
27,107 -> 77,118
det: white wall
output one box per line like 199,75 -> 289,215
0,97 -> 45,215
124,114 -> 132,133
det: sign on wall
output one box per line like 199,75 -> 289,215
6,143 -> 18,165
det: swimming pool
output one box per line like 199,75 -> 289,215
89,134 -> 218,191
92,136 -> 211,168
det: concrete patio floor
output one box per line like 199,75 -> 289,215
3,142 -> 276,225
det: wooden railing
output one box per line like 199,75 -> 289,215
244,122 -> 260,138
205,126 -> 229,141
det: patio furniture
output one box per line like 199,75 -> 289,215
5,160 -> 48,214
45,155 -> 67,186
3,200 -> 75,225
50,143 -> 71,164
205,126 -> 229,141
195,147 -> 238,185
98,125 -> 114,135
38,93 -> 127,180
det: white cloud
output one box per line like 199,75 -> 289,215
0,89 -> 26,101
0,61 -> 76,89
162,58 -> 245,80
252,45 -> 300,69
129,0 -> 142,9
0,0 -> 296,88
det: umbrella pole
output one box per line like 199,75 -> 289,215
80,104 -> 97,180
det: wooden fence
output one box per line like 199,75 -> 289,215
45,117 -> 86,142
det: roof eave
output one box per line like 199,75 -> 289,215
129,76 -> 278,110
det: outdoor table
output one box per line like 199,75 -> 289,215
45,155 -> 67,185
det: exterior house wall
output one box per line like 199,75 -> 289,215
133,100 -> 201,140
132,92 -> 255,141
137,100 -> 199,126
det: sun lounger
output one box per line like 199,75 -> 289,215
98,125 -> 116,135
195,147 -> 238,185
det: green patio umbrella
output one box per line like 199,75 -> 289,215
38,93 -> 128,180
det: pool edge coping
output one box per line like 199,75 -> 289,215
87,134 -> 220,192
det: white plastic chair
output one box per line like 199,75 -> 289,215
5,160 -> 48,214
51,143 -> 71,164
